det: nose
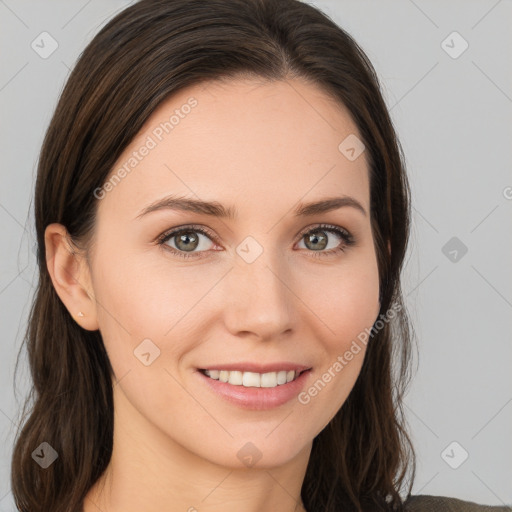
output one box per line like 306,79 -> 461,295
222,253 -> 296,341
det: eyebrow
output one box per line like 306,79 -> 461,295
135,194 -> 367,220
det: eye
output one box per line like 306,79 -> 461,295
156,225 -> 218,260
296,223 -> 355,258
156,223 -> 355,260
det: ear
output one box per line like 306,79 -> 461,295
44,223 -> 99,331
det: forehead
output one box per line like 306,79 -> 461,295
97,77 -> 370,224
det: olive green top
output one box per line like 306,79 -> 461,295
404,494 -> 512,511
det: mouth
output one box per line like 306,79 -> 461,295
195,366 -> 313,410
198,368 -> 310,388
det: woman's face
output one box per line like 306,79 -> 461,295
79,77 -> 380,469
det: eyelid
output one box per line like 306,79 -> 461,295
295,222 -> 352,241
156,222 -> 355,258
156,224 -> 219,245
157,223 -> 352,243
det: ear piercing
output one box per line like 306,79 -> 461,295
73,311 -> 85,321
73,311 -> 85,325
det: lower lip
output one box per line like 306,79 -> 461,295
196,369 -> 312,410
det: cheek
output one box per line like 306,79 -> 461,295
90,246 -> 230,392
321,277 -> 379,346
296,253 -> 380,423
92,247 -> 197,339
307,251 -> 381,346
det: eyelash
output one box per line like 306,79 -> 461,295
156,223 -> 355,260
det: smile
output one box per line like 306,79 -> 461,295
200,369 -> 305,388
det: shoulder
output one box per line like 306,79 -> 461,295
404,494 -> 512,512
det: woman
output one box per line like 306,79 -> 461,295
10,0 -> 510,511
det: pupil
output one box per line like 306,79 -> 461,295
177,232 -> 198,251
307,230 -> 327,250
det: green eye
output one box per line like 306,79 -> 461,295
157,223 -> 355,260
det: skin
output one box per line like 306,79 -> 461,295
45,77 -> 381,512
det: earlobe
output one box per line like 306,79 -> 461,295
44,223 -> 99,331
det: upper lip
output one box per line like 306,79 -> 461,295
198,362 -> 312,374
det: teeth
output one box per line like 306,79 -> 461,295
203,369 -> 300,388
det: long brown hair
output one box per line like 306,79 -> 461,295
11,0 -> 416,510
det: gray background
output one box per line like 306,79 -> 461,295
1,0 -> 511,509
